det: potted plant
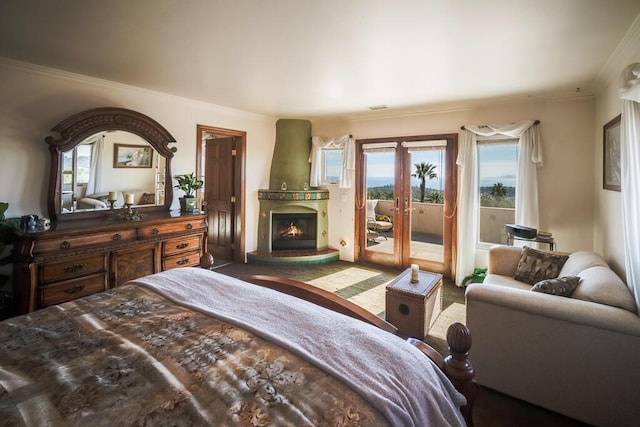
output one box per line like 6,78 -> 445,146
174,173 -> 204,213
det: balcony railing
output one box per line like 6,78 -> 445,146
373,200 -> 515,245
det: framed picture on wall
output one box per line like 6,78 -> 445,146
603,114 -> 621,191
113,144 -> 153,168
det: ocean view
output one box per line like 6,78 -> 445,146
367,175 -> 516,188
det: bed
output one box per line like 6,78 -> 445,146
0,267 -> 477,426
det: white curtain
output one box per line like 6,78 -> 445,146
455,120 -> 543,286
455,130 -> 479,286
309,134 -> 355,188
85,136 -> 104,195
619,63 -> 640,310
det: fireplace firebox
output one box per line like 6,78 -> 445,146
272,213 -> 317,250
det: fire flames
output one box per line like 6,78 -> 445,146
279,222 -> 304,237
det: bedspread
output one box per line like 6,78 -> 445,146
0,268 -> 465,426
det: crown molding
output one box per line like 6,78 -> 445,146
0,56 -> 275,123
345,91 -> 594,122
591,14 -> 640,96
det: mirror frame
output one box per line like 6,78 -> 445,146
46,107 -> 177,221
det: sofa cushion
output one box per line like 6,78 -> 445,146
514,246 -> 569,285
573,266 -> 637,313
531,276 -> 581,297
484,273 -> 532,291
558,251 -> 609,277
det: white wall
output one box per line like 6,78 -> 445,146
313,97 -> 596,267
0,58 -> 276,257
592,23 -> 640,280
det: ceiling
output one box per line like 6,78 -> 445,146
1,0 -> 639,118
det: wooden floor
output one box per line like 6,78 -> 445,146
213,259 -> 590,427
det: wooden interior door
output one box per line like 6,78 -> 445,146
205,137 -> 235,261
197,125 -> 246,264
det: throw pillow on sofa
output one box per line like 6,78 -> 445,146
138,192 -> 156,205
514,246 -> 569,285
531,276 -> 581,296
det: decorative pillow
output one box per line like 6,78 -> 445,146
531,276 -> 581,297
138,192 -> 156,205
514,246 -> 569,285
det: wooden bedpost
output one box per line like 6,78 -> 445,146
444,322 -> 479,427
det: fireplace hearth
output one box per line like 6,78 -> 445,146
250,189 -> 337,264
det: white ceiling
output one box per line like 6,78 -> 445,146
1,0 -> 639,118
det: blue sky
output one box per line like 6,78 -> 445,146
364,144 -> 517,188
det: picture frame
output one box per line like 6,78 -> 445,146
603,114 -> 621,191
113,144 -> 153,168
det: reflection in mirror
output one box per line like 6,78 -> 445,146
46,107 -> 176,221
60,131 -> 164,215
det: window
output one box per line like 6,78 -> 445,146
477,139 -> 518,245
321,149 -> 343,184
75,143 -> 93,185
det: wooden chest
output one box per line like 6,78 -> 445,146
385,268 -> 443,339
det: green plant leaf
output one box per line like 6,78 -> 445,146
0,202 -> 8,221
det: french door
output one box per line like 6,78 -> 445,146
355,134 -> 457,278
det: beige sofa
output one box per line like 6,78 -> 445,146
465,245 -> 640,427
77,190 -> 155,210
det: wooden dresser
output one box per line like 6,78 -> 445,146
13,212 -> 207,314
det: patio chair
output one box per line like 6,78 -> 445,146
366,199 -> 393,240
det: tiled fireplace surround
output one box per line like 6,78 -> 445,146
247,119 -> 339,265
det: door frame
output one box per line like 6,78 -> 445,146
196,124 -> 246,263
354,133 -> 458,279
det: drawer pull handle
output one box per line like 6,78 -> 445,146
152,228 -> 160,235
64,285 -> 86,295
176,258 -> 189,266
63,264 -> 86,274
112,233 -> 122,241
60,241 -> 71,250
176,243 -> 189,249
186,224 -> 193,230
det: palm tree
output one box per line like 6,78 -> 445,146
412,162 -> 438,202
426,190 -> 444,204
491,182 -> 508,199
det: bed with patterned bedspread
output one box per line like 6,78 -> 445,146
0,267 -> 467,426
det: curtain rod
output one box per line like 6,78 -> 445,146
460,120 -> 540,131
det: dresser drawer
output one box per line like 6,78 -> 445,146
162,250 -> 202,270
39,253 -> 107,284
40,273 -> 107,307
138,217 -> 207,239
163,235 -> 202,256
33,229 -> 137,255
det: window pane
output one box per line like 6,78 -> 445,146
410,148 -> 444,203
478,143 -> 517,245
323,150 -> 342,183
365,151 -> 394,201
409,147 -> 444,263
76,144 -> 92,184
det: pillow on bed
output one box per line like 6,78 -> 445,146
531,276 -> 581,297
138,192 -> 156,205
514,246 -> 569,285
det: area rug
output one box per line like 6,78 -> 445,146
423,302 -> 467,355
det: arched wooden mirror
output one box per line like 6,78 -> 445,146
46,107 -> 177,221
